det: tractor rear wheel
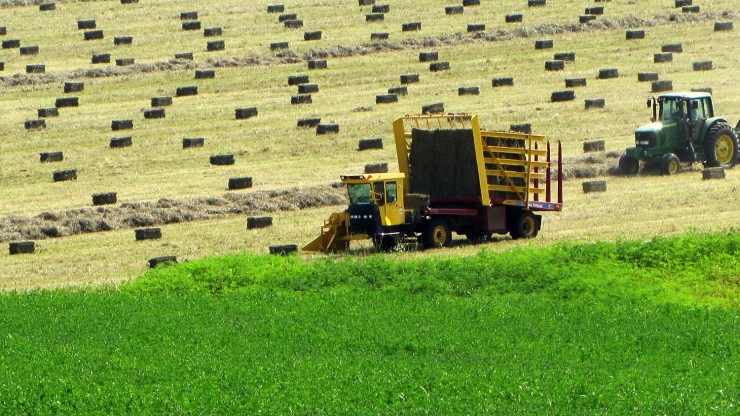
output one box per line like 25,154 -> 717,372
509,211 -> 539,239
659,153 -> 680,175
422,218 -> 451,248
619,154 -> 640,175
703,123 -> 738,168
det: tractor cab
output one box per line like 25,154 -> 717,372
342,173 -> 407,235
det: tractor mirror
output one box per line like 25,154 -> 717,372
646,99 -> 652,108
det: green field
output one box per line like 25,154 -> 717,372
1,231 -> 738,414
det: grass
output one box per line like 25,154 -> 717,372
0,0 -> 739,288
0,231 -> 737,414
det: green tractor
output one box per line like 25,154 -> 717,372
620,92 -> 739,175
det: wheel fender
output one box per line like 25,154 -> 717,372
700,117 -> 728,140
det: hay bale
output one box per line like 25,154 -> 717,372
585,6 -> 604,15
693,61 -> 713,71
176,86 -> 198,96
419,51 -> 438,62
109,137 -> 132,148
308,59 -> 327,69
151,96 -> 172,107
0,27 -> 5,35
528,0 -> 546,6
180,11 -> 198,20
376,94 -> 398,104
492,77 -> 514,87
370,32 -> 389,40
267,4 -> 285,13
38,108 -> 59,118
386,87 -> 407,96
554,52 -> 575,61
144,109 -> 165,119
278,13 -> 297,22
40,226 -> 60,237
598,68 -> 618,79
183,138 -> 205,148
430,61 -> 450,72
175,52 -> 194,60
458,86 -> 480,96
149,256 -> 177,268
359,0 -> 375,5
714,21 -> 733,31
467,24 -> 486,32
288,75 -> 309,85
582,180 -> 607,193
626,30 -> 645,40
675,0 -> 692,6
116,58 -> 135,66
545,60 -> 564,71
579,15 -> 597,23
9,241 -> 34,255
195,69 -> 215,79
120,0 -> 139,3
372,4 -> 390,13
26,65 -> 45,74
114,36 -> 133,45
92,53 -> 110,63
565,78 -> 586,87
359,138 -> 384,150
2,39 -> 20,48
284,19 -> 303,28
316,124 -> 339,135
691,87 -> 713,94
445,6 -> 463,15
235,107 -> 258,119
662,43 -> 682,53
364,162 -> 388,173
422,103 -> 444,114
463,0 -> 480,5
55,97 -> 78,108
510,123 -> 532,133
204,27 -> 222,37
638,72 -> 659,82
506,14 -> 523,23
404,193 -> 429,210
229,177 -> 253,190
682,5 -> 700,13
551,90 -> 575,102
535,39 -> 553,49
207,40 -> 225,51
304,31 -> 322,41
409,128 -> 479,198
585,99 -> 606,109
297,118 -> 321,128
583,140 -> 606,152
269,244 -> 298,255
298,83 -> 318,93
24,119 -> 46,130
40,151 -> 63,162
702,167 -> 725,180
111,119 -> 133,130
402,22 -> 421,31
182,21 -> 201,31
270,41 -> 289,51
53,169 -> 77,182
84,30 -> 104,40
247,216 -> 272,229
291,94 -> 312,104
652,80 -> 673,93
39,3 -> 55,11
366,13 -> 384,22
210,154 -> 235,165
64,82 -> 84,93
0,62 -> 4,71
20,45 -> 39,55
78,19 -> 96,29
400,74 -> 420,84
135,228 -> 162,241
92,192 -> 117,206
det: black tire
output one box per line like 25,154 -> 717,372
422,218 -> 451,248
703,123 -> 738,168
659,153 -> 680,175
619,154 -> 640,175
373,235 -> 398,252
509,211 -> 539,239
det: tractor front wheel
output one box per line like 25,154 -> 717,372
660,153 -> 680,175
703,123 -> 738,168
422,218 -> 451,249
619,154 -> 640,175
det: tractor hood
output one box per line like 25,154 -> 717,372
635,122 -> 662,134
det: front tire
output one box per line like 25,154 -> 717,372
509,211 -> 540,239
659,153 -> 680,175
703,123 -> 738,168
619,154 -> 640,175
422,218 -> 451,248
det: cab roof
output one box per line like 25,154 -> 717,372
659,91 -> 712,100
341,173 -> 405,182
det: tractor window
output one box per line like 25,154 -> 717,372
661,99 -> 686,121
373,182 -> 385,206
690,100 -> 707,121
386,181 -> 397,204
347,183 -> 372,204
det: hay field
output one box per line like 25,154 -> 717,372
0,0 -> 738,289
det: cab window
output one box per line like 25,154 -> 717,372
386,181 -> 397,204
373,182 -> 385,205
347,183 -> 371,204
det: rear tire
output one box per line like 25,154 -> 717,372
509,211 -> 539,239
619,154 -> 640,175
659,153 -> 680,175
703,123 -> 738,168
422,218 -> 451,248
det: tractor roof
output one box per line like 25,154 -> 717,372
659,91 -> 712,100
